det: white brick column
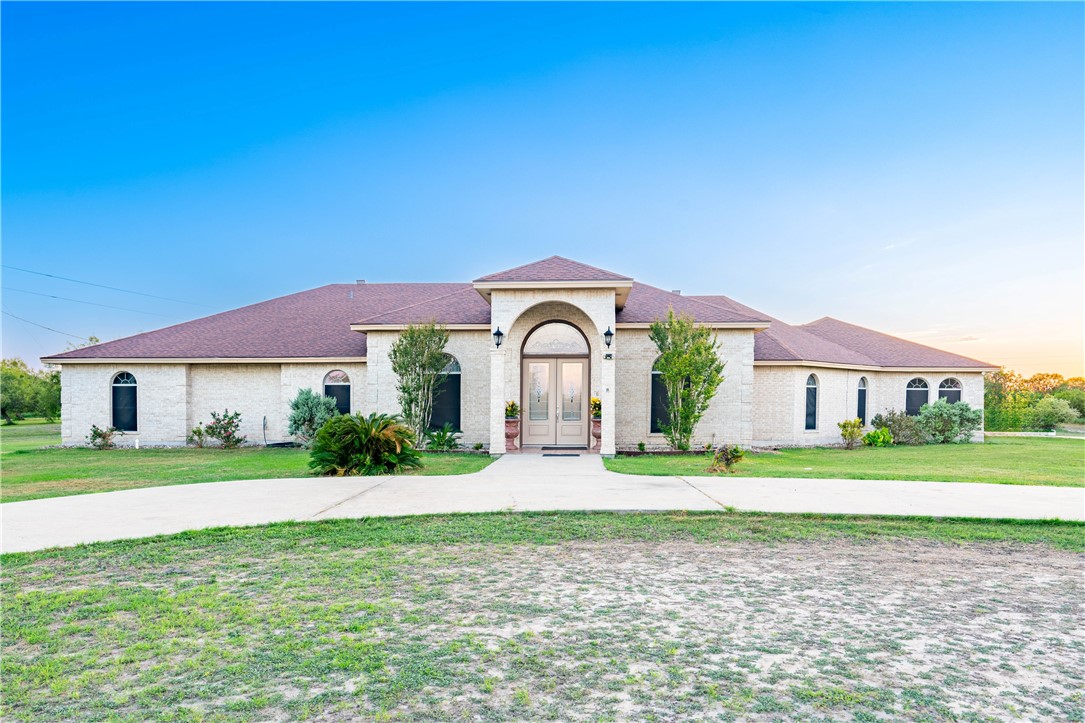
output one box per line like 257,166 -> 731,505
489,347 -> 508,455
600,352 -> 616,456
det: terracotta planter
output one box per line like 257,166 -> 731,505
591,417 -> 602,450
504,417 -> 520,452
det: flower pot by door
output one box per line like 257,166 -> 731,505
591,418 -> 602,450
504,418 -> 520,452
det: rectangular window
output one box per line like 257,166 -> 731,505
906,389 -> 927,416
650,373 -> 668,434
805,386 -> 817,430
528,363 -> 549,421
938,389 -> 962,404
324,384 -> 350,416
857,388 -> 867,425
112,386 -> 137,432
561,362 -> 583,421
430,375 -> 462,431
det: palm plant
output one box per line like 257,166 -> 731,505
309,413 -> 422,476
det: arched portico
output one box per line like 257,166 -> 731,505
487,291 -> 617,455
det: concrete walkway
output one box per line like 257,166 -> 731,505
3,454 -> 1082,553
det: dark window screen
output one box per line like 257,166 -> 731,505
857,388 -> 867,425
938,389 -> 962,404
324,384 -> 350,415
906,389 -> 928,416
650,373 -> 669,434
112,385 -> 137,432
805,386 -> 817,430
430,375 -> 461,431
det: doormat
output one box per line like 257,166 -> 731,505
540,446 -> 587,450
542,453 -> 580,457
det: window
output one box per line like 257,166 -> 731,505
430,356 -> 461,431
857,377 -> 868,426
805,374 -> 818,430
111,372 -> 137,432
523,322 -> 589,355
323,370 -> 351,415
650,360 -> 668,434
905,378 -> 929,416
938,378 -> 962,404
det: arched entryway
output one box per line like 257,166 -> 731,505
520,321 -> 590,447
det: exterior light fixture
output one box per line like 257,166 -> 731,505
603,327 -> 614,348
493,327 -> 504,348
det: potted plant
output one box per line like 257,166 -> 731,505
590,397 -> 602,450
504,400 -> 520,451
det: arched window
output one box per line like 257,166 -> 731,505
650,358 -> 668,434
805,374 -> 818,430
523,322 -> 589,356
938,378 -> 962,404
906,378 -> 929,416
430,356 -> 461,431
857,377 -> 868,426
111,372 -> 138,432
323,370 -> 351,415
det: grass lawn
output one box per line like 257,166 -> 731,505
606,436 -> 1085,487
3,512 -> 1083,721
0,423 -> 492,503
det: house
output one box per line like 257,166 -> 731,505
42,256 -> 998,453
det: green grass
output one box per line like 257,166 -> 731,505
0,423 -> 492,503
3,512 -> 1083,721
605,436 -> 1085,487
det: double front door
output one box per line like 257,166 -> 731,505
521,357 -> 589,447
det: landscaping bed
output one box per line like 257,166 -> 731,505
3,511 -> 1083,721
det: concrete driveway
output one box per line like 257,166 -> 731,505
3,454 -> 1082,553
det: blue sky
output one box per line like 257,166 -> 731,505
3,2 -> 1082,375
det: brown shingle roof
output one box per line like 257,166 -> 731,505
475,256 -> 632,283
800,317 -> 997,369
617,284 -> 771,324
354,285 -> 491,325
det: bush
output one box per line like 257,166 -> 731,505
1052,388 -> 1085,420
871,409 -> 925,446
1025,396 -> 1079,431
863,427 -> 893,447
915,399 -> 983,444
288,388 -> 339,448
637,441 -> 646,452
87,425 -> 121,450
204,409 -> 246,449
706,445 -> 745,473
473,442 -> 484,451
187,424 -> 207,448
838,418 -> 863,449
424,422 -> 461,450
309,413 -> 422,476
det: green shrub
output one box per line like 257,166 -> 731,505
863,427 -> 893,447
288,388 -> 339,448
87,424 -> 121,450
706,445 -> 745,473
473,442 -> 484,451
838,418 -> 863,450
915,399 -> 983,443
871,409 -> 925,445
204,409 -> 246,449
187,424 -> 207,448
1052,388 -> 1085,420
309,413 -> 422,476
637,441 -> 646,452
424,422 -> 461,450
1025,396 -> 1079,431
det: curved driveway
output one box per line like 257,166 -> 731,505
3,455 -> 1082,553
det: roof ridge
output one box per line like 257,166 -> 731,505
802,317 -> 997,367
634,282 -> 772,321
354,286 -> 477,324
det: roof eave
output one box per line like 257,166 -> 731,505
349,323 -> 492,332
41,356 -> 369,365
754,360 -> 1000,372
473,280 -> 634,308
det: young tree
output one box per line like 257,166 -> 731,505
0,358 -> 35,423
389,322 -> 451,440
648,310 -> 726,450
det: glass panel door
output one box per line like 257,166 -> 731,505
528,362 -> 550,421
561,362 -> 583,421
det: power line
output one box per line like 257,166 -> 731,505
5,287 -> 174,317
2,264 -> 212,307
2,310 -> 90,341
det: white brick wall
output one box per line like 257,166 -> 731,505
61,364 -> 188,447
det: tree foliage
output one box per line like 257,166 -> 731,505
288,388 -> 339,447
915,399 -> 983,443
1,358 -> 61,423
389,322 -> 451,440
648,310 -> 726,450
985,368 -> 1084,431
1025,396 -> 1079,431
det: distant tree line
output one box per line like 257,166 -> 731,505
984,369 -> 1084,431
1,359 -> 61,424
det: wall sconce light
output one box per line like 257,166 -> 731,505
493,327 -> 504,348
603,327 -> 614,348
